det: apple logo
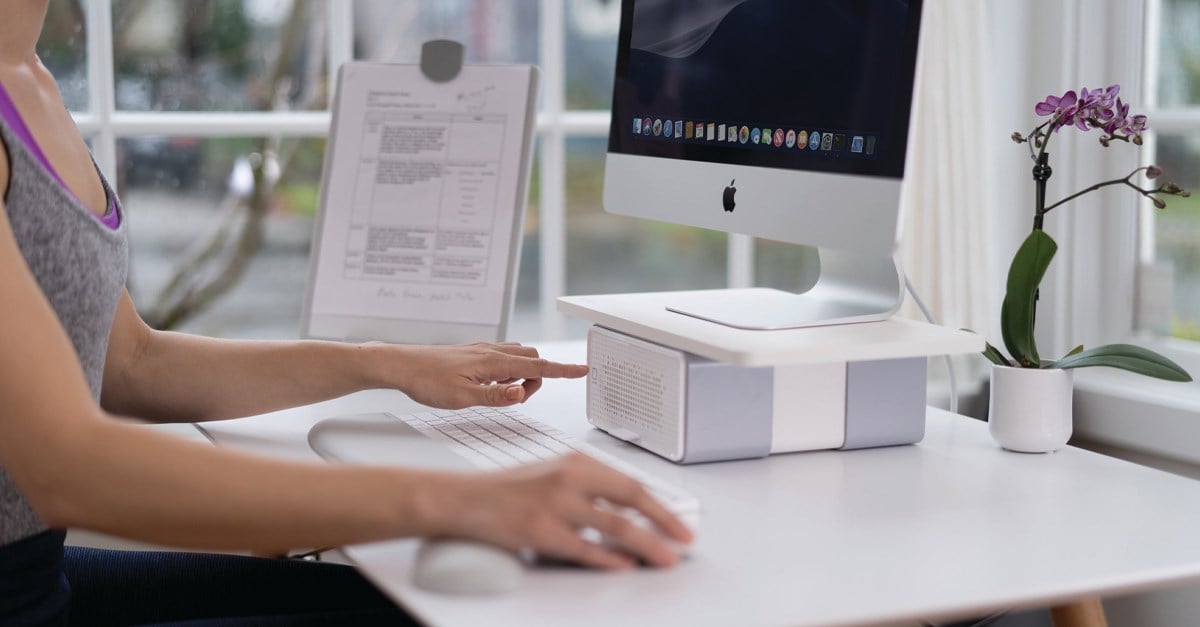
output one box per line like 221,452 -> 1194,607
722,179 -> 736,212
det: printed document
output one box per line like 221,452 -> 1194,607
309,63 -> 535,326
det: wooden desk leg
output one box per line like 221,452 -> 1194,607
1049,598 -> 1108,627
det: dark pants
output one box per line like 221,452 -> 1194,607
62,546 -> 418,626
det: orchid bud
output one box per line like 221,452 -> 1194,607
1133,134 -> 1144,145
1164,182 -> 1183,194
1152,197 -> 1167,209
1146,165 -> 1163,179
1099,136 -> 1111,147
1183,191 -> 1192,198
1011,131 -> 1025,143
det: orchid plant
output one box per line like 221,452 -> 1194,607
983,84 -> 1192,382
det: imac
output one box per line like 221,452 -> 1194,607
605,0 -> 924,329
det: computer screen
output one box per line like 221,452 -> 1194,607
609,0 -> 921,179
602,0 -> 924,328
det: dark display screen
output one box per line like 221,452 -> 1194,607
609,0 -> 923,178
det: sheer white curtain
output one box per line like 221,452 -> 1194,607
899,0 -> 995,360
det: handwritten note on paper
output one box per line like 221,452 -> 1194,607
309,63 -> 534,326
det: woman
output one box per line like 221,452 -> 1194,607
0,2 -> 691,624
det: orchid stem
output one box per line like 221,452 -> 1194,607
1041,168 -> 1156,214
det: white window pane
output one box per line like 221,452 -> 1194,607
566,0 -> 619,110
1156,0 -> 1200,108
1150,133 -> 1200,339
353,1 -> 539,65
42,0 -> 88,112
112,1 -> 329,111
565,137 -> 727,296
120,136 -> 325,338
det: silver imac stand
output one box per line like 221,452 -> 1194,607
666,248 -> 904,330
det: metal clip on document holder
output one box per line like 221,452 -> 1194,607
420,39 -> 465,83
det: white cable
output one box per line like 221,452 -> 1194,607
903,275 -> 959,415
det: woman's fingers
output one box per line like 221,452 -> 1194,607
559,494 -> 680,568
492,343 -> 539,358
443,455 -> 693,571
566,455 -> 694,546
460,348 -> 585,406
464,381 -> 526,406
528,517 -> 637,570
520,376 -> 543,399
488,355 -> 588,382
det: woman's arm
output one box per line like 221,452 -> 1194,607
101,293 -> 586,422
0,188 -> 689,566
0,191 -> 409,551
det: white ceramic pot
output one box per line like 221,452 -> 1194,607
988,364 -> 1074,453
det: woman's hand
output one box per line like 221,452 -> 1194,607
370,342 -> 588,409
421,452 -> 694,569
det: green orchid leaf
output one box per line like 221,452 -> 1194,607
1000,298 -> 1019,364
983,342 -> 1013,366
1064,345 -> 1084,358
1049,343 -> 1193,382
1003,230 -> 1057,367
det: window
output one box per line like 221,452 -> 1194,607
1142,0 -> 1200,342
45,0 -> 766,341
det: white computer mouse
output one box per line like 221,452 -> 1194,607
411,539 -> 525,596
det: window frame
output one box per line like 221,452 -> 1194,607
1065,0 -> 1200,468
71,0 -> 754,341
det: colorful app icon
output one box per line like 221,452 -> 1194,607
727,125 -> 737,142
796,130 -> 808,148
851,136 -> 864,153
633,117 -> 641,135
685,121 -> 694,139
739,126 -> 749,144
675,120 -> 683,138
642,118 -> 652,136
808,131 -> 821,150
751,128 -> 761,144
707,123 -> 716,140
785,129 -> 797,148
833,134 -> 845,151
653,119 -> 663,137
773,129 -> 784,147
663,119 -> 673,138
865,136 -> 877,155
820,133 -> 832,150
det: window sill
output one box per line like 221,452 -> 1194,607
1072,339 -> 1200,472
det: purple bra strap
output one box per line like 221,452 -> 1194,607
0,81 -> 119,229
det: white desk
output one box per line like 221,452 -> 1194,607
201,342 -> 1200,627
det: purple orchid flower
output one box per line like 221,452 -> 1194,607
1125,114 -> 1148,135
1028,83 -> 1148,145
1098,84 -> 1120,106
1104,98 -> 1130,135
1035,90 -> 1079,131
1035,90 -> 1077,117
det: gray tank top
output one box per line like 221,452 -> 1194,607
0,120 -> 129,546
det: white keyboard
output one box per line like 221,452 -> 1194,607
394,406 -> 700,520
